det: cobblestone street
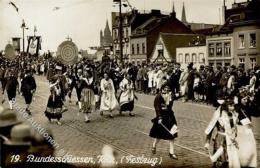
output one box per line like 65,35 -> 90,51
1,76 -> 260,167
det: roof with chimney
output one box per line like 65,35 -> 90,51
112,10 -> 168,31
207,0 -> 260,35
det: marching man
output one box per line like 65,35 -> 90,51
20,70 -> 36,115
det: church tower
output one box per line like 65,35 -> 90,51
181,2 -> 187,23
103,20 -> 113,46
100,30 -> 103,47
170,0 -> 176,17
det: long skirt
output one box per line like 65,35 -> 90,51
236,125 -> 257,167
44,95 -> 63,120
80,88 -> 96,113
149,109 -> 177,140
119,91 -> 134,112
100,91 -> 118,111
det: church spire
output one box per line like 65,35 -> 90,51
181,2 -> 187,23
172,0 -> 175,13
170,0 -> 176,17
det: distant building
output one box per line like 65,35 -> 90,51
112,9 -> 167,62
176,45 -> 206,70
151,33 -> 203,64
131,4 -> 194,63
100,20 -> 113,48
206,0 -> 260,69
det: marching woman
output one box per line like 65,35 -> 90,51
44,76 -> 64,125
149,83 -> 178,159
79,70 -> 96,123
234,89 -> 257,168
20,70 -> 36,115
204,98 -> 241,168
100,72 -> 118,118
118,73 -> 135,116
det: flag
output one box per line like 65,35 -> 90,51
9,1 -> 19,12
27,36 -> 41,56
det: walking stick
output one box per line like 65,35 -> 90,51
160,123 -> 178,135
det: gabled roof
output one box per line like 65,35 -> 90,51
152,33 -> 199,60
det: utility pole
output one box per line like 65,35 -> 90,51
21,19 -> 28,56
119,0 -> 124,65
21,19 -> 26,54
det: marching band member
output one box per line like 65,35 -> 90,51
20,70 -> 36,115
149,83 -> 178,160
79,70 -> 96,123
100,72 -> 118,118
118,73 -> 136,116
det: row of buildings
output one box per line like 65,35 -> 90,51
99,0 -> 260,70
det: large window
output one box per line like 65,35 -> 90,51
131,44 -> 135,55
137,44 -> 140,54
250,58 -> 257,68
185,54 -> 190,63
249,33 -> 256,48
216,43 -> 222,56
177,54 -> 183,63
209,43 -> 215,57
224,42 -> 231,56
192,53 -> 197,63
199,53 -> 205,63
142,43 -> 145,54
239,34 -> 245,48
239,58 -> 245,68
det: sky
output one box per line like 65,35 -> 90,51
0,0 -> 246,52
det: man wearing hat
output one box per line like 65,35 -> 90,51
3,123 -> 31,166
0,106 -> 21,166
21,70 -> 37,115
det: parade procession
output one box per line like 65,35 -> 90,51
0,0 -> 260,167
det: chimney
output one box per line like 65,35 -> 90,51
151,10 -> 161,16
222,0 -> 226,24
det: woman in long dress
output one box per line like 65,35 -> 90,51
149,83 -> 178,159
79,70 -> 96,123
118,73 -> 135,116
100,72 -> 118,118
235,90 -> 257,168
205,99 -> 241,168
44,77 -> 64,125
